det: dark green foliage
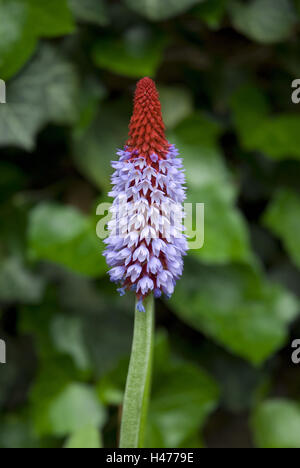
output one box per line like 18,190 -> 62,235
1,0 -> 300,448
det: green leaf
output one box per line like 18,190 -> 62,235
251,399 -> 300,448
92,27 -> 167,78
230,84 -> 270,149
72,101 -> 129,190
28,202 -> 106,277
0,257 -> 44,303
68,0 -> 108,26
0,417 -> 39,449
0,0 -> 75,80
229,0 -> 297,44
146,360 -> 219,448
65,425 -> 102,448
96,331 -> 219,448
193,0 -> 227,28
170,259 -> 299,365
0,45 -> 79,150
29,356 -> 83,436
159,86 -> 194,129
51,315 -> 91,371
124,0 -> 204,20
263,189 -> 300,269
170,113 -> 252,264
27,0 -> 75,37
0,162 -> 27,202
0,0 -> 37,80
231,84 -> 300,160
48,383 -> 106,437
250,115 -> 300,160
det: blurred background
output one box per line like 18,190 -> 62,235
1,0 -> 300,449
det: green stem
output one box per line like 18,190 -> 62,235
119,294 -> 155,448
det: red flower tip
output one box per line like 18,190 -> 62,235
127,77 -> 169,163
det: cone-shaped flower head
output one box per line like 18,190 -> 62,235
104,78 -> 188,312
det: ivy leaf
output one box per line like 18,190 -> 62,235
72,101 -> 129,190
68,0 -> 108,26
124,0 -> 204,21
95,332 -> 219,448
146,359 -> 219,448
29,356 -> 83,436
263,189 -> 300,269
170,259 -> 299,365
50,315 -> 91,372
0,0 -> 75,80
193,0 -> 227,28
65,425 -> 102,448
0,45 -> 79,151
27,0 -> 75,37
0,256 -> 44,304
231,84 -> 300,160
170,113 -> 252,264
251,399 -> 300,448
159,86 -> 194,129
92,27 -> 167,78
0,0 -> 36,80
230,0 -> 297,44
48,383 -> 106,437
28,202 -> 106,277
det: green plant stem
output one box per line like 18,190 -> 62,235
119,294 -> 155,448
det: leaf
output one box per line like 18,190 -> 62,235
68,0 -> 108,26
28,202 -> 106,277
48,383 -> 106,437
170,259 -> 299,365
193,0 -> 227,28
81,287 -> 134,377
146,360 -> 219,448
231,84 -> 300,160
251,115 -> 300,160
64,425 -> 102,448
50,315 -> 91,371
229,0 -> 297,44
124,0 -> 204,20
0,0 -> 75,80
0,257 -> 44,303
92,27 -> 167,78
0,417 -> 39,449
96,331 -> 219,448
159,86 -> 194,129
27,0 -> 75,37
72,101 -> 129,190
0,45 -> 79,150
263,189 -> 300,269
170,113 -> 252,264
230,84 -> 270,150
0,0 -> 37,80
251,399 -> 300,448
29,356 -> 83,436
0,162 -> 27,202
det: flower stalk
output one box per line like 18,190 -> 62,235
119,294 -> 154,448
103,77 -> 187,448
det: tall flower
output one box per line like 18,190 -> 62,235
104,77 -> 188,312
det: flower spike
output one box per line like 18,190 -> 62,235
104,77 -> 188,310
